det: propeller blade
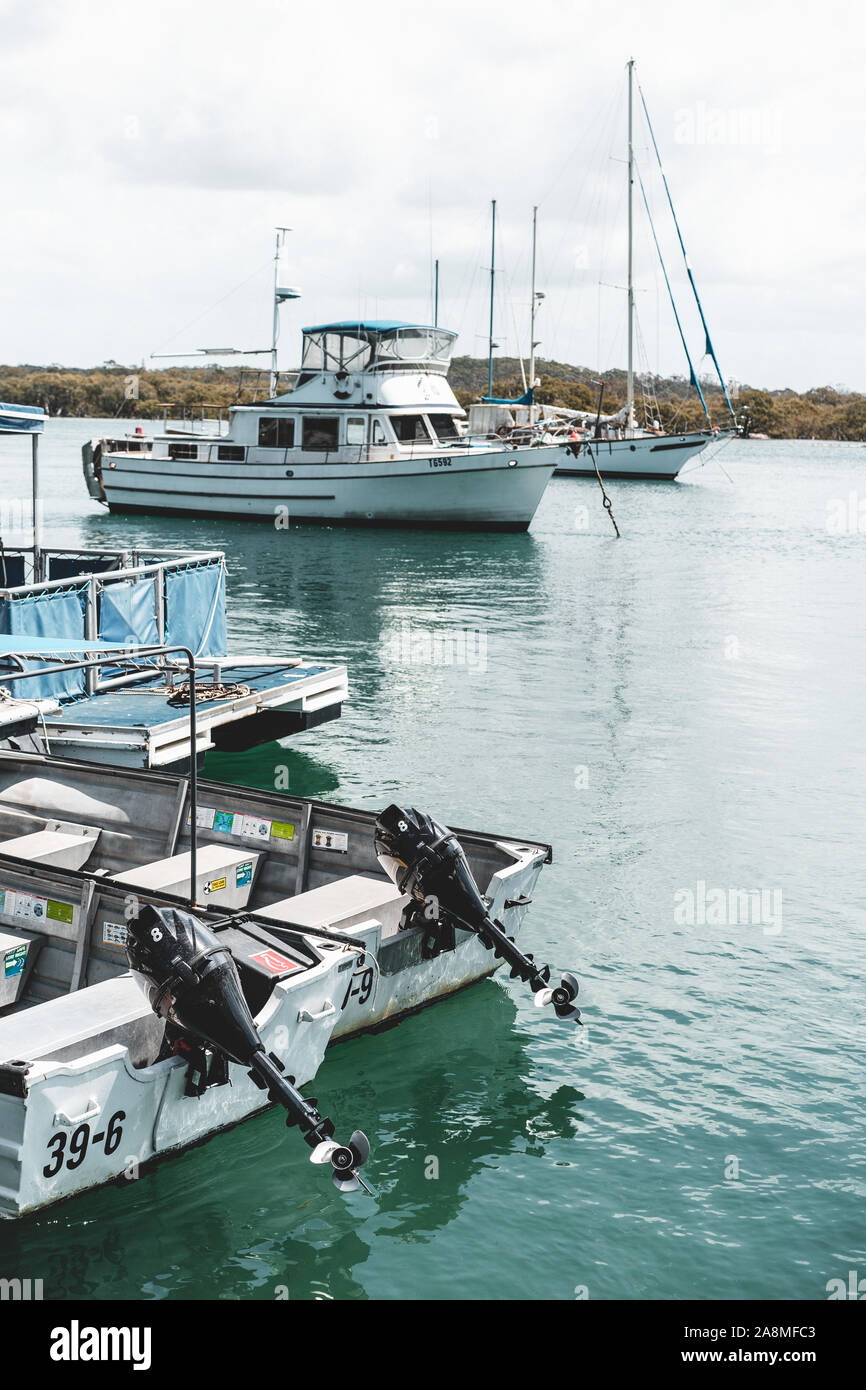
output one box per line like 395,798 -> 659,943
333,1172 -> 361,1193
534,988 -> 556,1008
348,1130 -> 370,1166
560,972 -> 579,1000
554,1003 -> 582,1023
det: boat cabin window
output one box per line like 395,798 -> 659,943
370,419 -> 387,446
390,414 -> 432,444
345,417 -> 366,445
302,417 -> 340,451
258,417 -> 295,448
168,442 -> 198,460
428,414 -> 460,442
217,445 -> 245,462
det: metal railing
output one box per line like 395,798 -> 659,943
1,646 -> 201,905
0,549 -> 225,696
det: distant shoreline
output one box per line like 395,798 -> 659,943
2,359 -> 864,442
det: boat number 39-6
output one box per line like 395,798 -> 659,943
43,1110 -> 126,1177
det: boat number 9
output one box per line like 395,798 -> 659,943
42,1110 -> 126,1177
342,966 -> 374,1010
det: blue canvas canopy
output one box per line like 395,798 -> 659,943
0,403 -> 45,434
301,320 -> 445,335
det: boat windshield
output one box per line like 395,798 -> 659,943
299,324 -> 457,375
301,331 -> 373,373
375,328 -> 455,365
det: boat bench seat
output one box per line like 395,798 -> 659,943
257,874 -> 408,939
114,844 -> 262,911
0,821 -> 101,872
0,972 -> 163,1067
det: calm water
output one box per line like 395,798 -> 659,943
2,422 -> 865,1301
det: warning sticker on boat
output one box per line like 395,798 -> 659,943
271,821 -> 295,841
213,810 -> 235,834
249,949 -> 299,975
4,944 -> 27,977
239,815 -> 271,841
46,899 -> 75,925
14,893 -> 48,921
102,921 -> 128,949
312,828 -> 348,853
235,861 -> 253,888
204,877 -> 227,895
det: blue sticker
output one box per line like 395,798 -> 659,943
236,862 -> 253,888
213,810 -> 234,834
4,945 -> 27,978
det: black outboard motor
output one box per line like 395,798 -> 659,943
127,905 -> 371,1192
374,805 -> 580,1023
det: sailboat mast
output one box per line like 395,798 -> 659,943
626,58 -> 635,429
529,205 -> 538,425
488,199 -> 496,398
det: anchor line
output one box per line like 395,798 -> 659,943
582,445 -> 620,537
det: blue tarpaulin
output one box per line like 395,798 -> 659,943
0,588 -> 87,700
165,562 -> 227,658
98,578 -> 160,648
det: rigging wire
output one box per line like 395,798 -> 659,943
150,254 -> 274,357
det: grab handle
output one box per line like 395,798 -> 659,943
53,1098 -> 100,1128
297,1001 -> 336,1024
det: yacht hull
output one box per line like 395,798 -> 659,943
96,446 -> 561,531
554,431 -> 714,480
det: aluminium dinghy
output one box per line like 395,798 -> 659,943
0,751 -> 578,1217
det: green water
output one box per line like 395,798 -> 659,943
2,423 -> 865,1300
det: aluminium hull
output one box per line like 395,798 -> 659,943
0,864 -> 542,1219
0,751 -> 550,1217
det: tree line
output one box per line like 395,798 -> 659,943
1,359 -> 864,439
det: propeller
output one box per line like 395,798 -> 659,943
310,1129 -> 373,1194
533,969 -> 581,1022
374,804 -> 583,1027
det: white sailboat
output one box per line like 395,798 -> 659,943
474,63 -> 738,481
83,233 -> 562,532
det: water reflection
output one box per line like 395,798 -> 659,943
4,981 -> 586,1300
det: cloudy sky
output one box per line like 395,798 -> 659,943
0,0 -> 863,391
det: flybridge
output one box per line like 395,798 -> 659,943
297,322 -> 458,378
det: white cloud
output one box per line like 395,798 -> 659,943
0,0 -> 863,389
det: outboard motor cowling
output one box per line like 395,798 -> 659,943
127,905 -> 371,1191
374,805 -> 580,1023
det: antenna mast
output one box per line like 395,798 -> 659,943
271,227 -> 300,397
